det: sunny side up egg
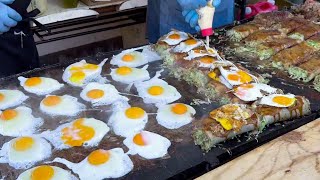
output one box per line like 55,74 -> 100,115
0,106 -> 43,137
108,106 -> 148,137
0,136 -> 51,169
0,90 -> 28,110
52,148 -> 133,180
184,48 -> 217,61
135,73 -> 181,104
161,30 -> 189,45
18,77 -> 64,96
17,165 -> 77,180
156,103 -> 196,129
124,131 -> 171,159
258,94 -> 297,108
80,82 -> 128,106
110,50 -> 148,68
233,83 -> 278,102
110,65 -> 150,84
62,59 -> 107,87
40,95 -> 85,116
173,39 -> 203,53
219,66 -> 254,87
42,118 -> 110,150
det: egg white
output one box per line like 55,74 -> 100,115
110,51 -> 148,68
42,118 -> 110,150
52,148 -> 133,180
40,95 -> 85,116
62,59 -> 107,87
108,107 -> 148,137
134,72 -> 181,104
0,106 -> 43,137
258,94 -> 296,108
0,136 -> 51,169
161,31 -> 189,45
80,82 -> 128,106
124,131 -> 171,159
233,83 -> 278,102
0,90 -> 28,110
110,65 -> 150,84
219,66 -> 254,86
173,39 -> 202,53
17,165 -> 78,180
18,76 -> 64,96
156,103 -> 196,129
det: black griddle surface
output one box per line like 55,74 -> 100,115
0,49 -> 319,180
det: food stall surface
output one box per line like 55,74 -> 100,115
198,117 -> 320,180
0,47 -> 318,179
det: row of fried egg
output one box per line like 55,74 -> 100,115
160,30 -> 298,108
0,47 -> 198,179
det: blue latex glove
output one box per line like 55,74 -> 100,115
0,0 -> 22,33
180,0 -> 221,31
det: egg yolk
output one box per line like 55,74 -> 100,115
25,77 -> 42,87
116,66 -> 132,75
61,119 -> 95,147
122,54 -> 135,62
87,89 -> 105,99
239,84 -> 254,89
168,33 -> 181,40
133,133 -> 146,146
0,93 -> 4,102
208,72 -> 220,81
148,86 -> 164,96
0,109 -> 18,120
237,70 -> 253,83
42,96 -> 62,107
31,165 -> 54,180
216,118 -> 233,131
194,49 -> 201,53
171,104 -> 188,115
208,49 -> 216,54
185,39 -> 198,45
272,96 -> 296,106
227,71 -> 252,83
125,107 -> 145,119
12,137 -> 34,151
70,71 -> 86,84
200,57 -> 215,64
88,149 -> 110,165
83,63 -> 99,70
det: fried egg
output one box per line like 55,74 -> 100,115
40,95 -> 85,116
18,77 -> 64,96
233,83 -> 278,102
53,148 -> 133,179
258,94 -> 297,107
0,90 -> 28,110
0,136 -> 51,169
161,31 -> 189,45
110,65 -> 150,84
198,56 -> 217,69
80,82 -> 128,106
173,39 -> 203,53
108,106 -> 148,137
156,103 -> 196,129
219,66 -> 254,86
17,165 -> 77,180
42,118 -> 110,150
124,131 -> 171,159
62,59 -> 107,87
0,106 -> 43,137
134,71 -> 181,104
110,51 -> 148,68
184,48 -> 217,60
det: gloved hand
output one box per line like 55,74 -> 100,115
0,0 -> 22,33
179,0 -> 221,31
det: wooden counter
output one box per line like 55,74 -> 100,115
197,118 -> 320,180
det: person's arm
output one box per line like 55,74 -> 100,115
178,0 -> 221,31
0,0 -> 22,33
